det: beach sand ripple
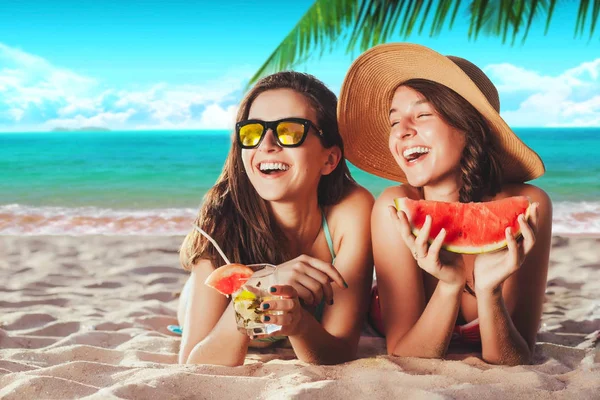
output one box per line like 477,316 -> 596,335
1,235 -> 598,399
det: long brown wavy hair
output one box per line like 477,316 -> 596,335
401,79 -> 503,203
180,72 -> 356,271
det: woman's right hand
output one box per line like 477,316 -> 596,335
389,206 -> 466,289
275,255 -> 348,307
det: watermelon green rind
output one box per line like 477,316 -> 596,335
393,197 -> 531,254
205,263 -> 254,295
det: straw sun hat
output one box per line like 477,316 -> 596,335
337,42 -> 545,184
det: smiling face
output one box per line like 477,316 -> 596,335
388,85 -> 466,189
241,88 -> 339,203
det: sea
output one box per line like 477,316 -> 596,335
1,128 -> 599,235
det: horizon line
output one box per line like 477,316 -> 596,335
1,126 -> 599,134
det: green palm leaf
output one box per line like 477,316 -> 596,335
467,0 -> 552,44
248,0 -> 600,87
246,0 -> 359,87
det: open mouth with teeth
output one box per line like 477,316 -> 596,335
258,162 -> 290,176
403,146 -> 430,163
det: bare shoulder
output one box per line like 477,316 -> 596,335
327,184 -> 375,220
499,183 -> 553,212
374,184 -> 420,211
189,259 -> 217,281
324,185 -> 374,252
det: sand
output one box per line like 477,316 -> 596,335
0,235 -> 598,399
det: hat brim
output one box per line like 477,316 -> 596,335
338,43 -> 545,184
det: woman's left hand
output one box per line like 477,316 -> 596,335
258,285 -> 306,338
473,202 -> 540,295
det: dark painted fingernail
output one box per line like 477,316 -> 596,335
269,287 -> 277,293
262,303 -> 270,310
329,299 -> 334,306
264,315 -> 270,322
343,280 -> 349,288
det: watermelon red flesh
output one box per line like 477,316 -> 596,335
394,196 -> 531,254
204,263 -> 254,295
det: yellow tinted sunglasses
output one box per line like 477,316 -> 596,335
236,118 -> 323,149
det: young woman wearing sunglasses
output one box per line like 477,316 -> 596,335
176,71 -> 374,366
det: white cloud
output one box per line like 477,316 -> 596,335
44,109 -> 137,130
57,98 -> 99,117
567,59 -> 600,81
0,43 -> 50,67
131,104 -> 239,131
484,64 -> 561,93
0,44 -> 97,107
0,43 -> 250,131
485,59 -> 600,127
562,95 -> 600,117
199,104 -> 238,130
5,41 -> 596,130
8,108 -> 24,121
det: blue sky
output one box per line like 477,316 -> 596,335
1,0 -> 599,131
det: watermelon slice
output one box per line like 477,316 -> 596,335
394,196 -> 531,254
204,263 -> 254,295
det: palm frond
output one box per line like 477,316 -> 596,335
522,0 -> 540,44
544,0 -> 558,34
248,0 -> 600,87
448,0 -> 462,29
246,0 -> 359,88
574,0 -> 600,40
575,0 -> 591,38
468,0 -> 551,44
473,0 -> 491,39
591,0 -> 600,38
248,0 -> 359,85
430,0 -> 453,36
512,0 -> 528,43
418,0 -> 435,34
248,0 -> 458,87
501,0 -> 512,43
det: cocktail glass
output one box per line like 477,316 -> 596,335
232,263 -> 283,337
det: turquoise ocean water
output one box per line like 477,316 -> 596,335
1,128 -> 599,234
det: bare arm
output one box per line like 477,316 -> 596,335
373,187 -> 464,358
179,260 -> 249,366
185,302 -> 251,366
476,186 -> 552,365
289,186 -> 375,364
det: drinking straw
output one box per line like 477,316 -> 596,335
193,224 -> 231,265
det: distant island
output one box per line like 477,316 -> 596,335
51,127 -> 111,132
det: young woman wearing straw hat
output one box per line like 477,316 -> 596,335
338,43 -> 552,365
176,71 -> 374,366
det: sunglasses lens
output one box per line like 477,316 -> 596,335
239,123 -> 264,147
276,121 -> 305,146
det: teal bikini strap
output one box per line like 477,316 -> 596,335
321,209 -> 336,263
312,209 -> 336,324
